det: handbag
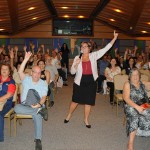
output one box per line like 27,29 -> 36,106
23,89 -> 41,106
57,77 -> 63,88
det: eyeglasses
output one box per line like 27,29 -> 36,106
81,46 -> 88,49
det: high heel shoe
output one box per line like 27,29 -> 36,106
64,119 -> 69,123
84,121 -> 91,128
85,124 -> 91,128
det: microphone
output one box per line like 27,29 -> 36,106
79,53 -> 83,59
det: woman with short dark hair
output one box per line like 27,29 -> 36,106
64,31 -> 118,128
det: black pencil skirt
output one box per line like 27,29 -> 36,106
72,75 -> 97,105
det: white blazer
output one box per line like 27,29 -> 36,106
71,43 -> 112,85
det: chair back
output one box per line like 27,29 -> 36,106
24,68 -> 32,75
139,70 -> 150,81
147,91 -> 150,98
13,84 -> 18,103
141,74 -> 149,82
114,74 -> 129,90
121,69 -> 126,75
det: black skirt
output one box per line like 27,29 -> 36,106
72,75 -> 97,105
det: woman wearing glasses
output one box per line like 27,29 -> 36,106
64,31 -> 118,128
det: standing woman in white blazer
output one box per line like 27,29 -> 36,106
64,31 -> 118,128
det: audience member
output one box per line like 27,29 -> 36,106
14,52 -> 48,150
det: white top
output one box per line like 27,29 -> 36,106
51,56 -> 62,69
45,65 -> 58,83
105,67 -> 121,82
71,43 -> 112,85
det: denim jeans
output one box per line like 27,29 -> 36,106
49,81 -> 54,102
0,103 -> 12,142
14,104 -> 42,140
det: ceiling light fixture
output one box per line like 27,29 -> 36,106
64,15 -> 69,18
147,22 -> 150,25
78,16 -> 84,18
129,26 -> 133,30
32,17 -> 38,20
61,7 -> 68,9
28,7 -> 35,10
110,19 -> 115,22
0,29 -> 4,31
141,30 -> 148,33
114,9 -> 122,13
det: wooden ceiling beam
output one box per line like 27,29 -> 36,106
95,18 -> 134,37
7,0 -> 18,34
90,0 -> 110,19
129,0 -> 147,33
10,17 -> 51,36
43,0 -> 57,17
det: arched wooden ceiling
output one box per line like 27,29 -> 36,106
0,0 -> 150,36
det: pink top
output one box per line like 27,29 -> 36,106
82,61 -> 92,75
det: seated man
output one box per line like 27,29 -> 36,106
45,56 -> 59,107
14,51 -> 48,150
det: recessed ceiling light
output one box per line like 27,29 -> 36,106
147,22 -> 150,25
61,7 -> 68,9
114,9 -> 122,13
130,26 -> 133,30
32,17 -> 38,20
141,30 -> 148,33
28,7 -> 35,10
0,29 -> 4,31
64,15 -> 69,18
78,16 -> 84,18
110,19 -> 115,22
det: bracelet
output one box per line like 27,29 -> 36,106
38,103 -> 42,107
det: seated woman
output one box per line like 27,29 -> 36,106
37,60 -> 50,85
123,68 -> 150,150
105,58 -> 121,104
0,64 -> 16,142
125,57 -> 136,75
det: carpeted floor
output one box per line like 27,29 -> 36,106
1,76 -> 150,150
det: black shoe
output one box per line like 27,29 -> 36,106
110,102 -> 113,105
64,119 -> 69,123
96,90 -> 100,94
35,139 -> 42,150
37,108 -> 48,121
50,101 -> 54,107
86,124 -> 91,128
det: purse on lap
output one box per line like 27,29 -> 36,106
23,89 -> 41,106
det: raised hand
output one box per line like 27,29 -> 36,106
114,30 -> 118,39
114,48 -> 118,53
55,48 -> 58,53
23,46 -> 27,51
14,46 -> 18,52
0,47 -> 3,54
9,49 -> 14,59
24,51 -> 32,60
41,44 -> 44,49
